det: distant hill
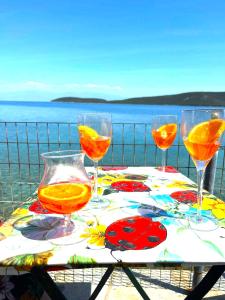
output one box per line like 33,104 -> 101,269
52,92 -> 225,106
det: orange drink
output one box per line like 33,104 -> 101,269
152,123 -> 177,150
77,113 -> 112,206
183,140 -> 220,161
38,182 -> 92,214
79,134 -> 111,161
184,118 -> 225,162
38,150 -> 92,244
181,109 -> 224,230
151,115 -> 177,172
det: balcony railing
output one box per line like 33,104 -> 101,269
0,121 -> 224,213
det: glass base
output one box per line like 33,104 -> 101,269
46,218 -> 86,246
188,214 -> 218,231
13,215 -> 86,246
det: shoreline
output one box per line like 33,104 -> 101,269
51,91 -> 225,106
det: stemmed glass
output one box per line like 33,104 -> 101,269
38,150 -> 92,244
151,115 -> 177,172
77,113 -> 112,207
181,109 -> 224,230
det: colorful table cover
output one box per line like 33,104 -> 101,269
0,166 -> 225,273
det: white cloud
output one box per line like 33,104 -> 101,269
0,81 -> 123,93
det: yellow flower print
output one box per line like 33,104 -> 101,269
80,224 -> 107,247
97,187 -> 104,196
166,180 -> 195,189
151,184 -> 161,189
12,207 -> 29,217
0,207 -> 29,240
97,174 -> 125,186
0,222 -> 13,240
193,197 -> 225,219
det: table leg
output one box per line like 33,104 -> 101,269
122,266 -> 150,300
89,265 -> 115,300
89,265 -> 151,300
31,266 -> 67,300
185,265 -> 225,300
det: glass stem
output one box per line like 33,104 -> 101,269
196,167 -> 205,220
64,214 -> 71,228
93,160 -> 99,199
162,149 -> 166,172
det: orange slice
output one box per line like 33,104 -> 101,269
78,125 -> 98,138
39,182 -> 89,201
188,119 -> 225,144
157,123 -> 177,138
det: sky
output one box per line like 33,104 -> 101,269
0,0 -> 225,101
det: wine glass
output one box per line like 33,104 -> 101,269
181,109 -> 224,230
77,113 -> 112,208
38,150 -> 92,244
151,115 -> 177,172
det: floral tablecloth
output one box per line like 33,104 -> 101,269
0,166 -> 225,273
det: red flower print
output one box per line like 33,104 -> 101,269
156,166 -> 178,173
111,181 -> 150,192
170,190 -> 197,204
29,200 -> 51,214
105,215 -> 167,251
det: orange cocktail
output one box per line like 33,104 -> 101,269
79,133 -> 111,161
77,114 -> 112,206
152,123 -> 177,150
181,110 -> 225,230
38,182 -> 92,214
183,119 -> 224,162
183,140 -> 220,161
151,115 -> 177,172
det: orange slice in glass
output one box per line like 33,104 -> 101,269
78,125 -> 98,138
39,183 -> 89,201
188,119 -> 225,144
38,183 -> 91,214
157,123 -> 177,138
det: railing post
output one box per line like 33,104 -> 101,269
204,153 -> 218,194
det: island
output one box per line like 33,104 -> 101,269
52,92 -> 225,106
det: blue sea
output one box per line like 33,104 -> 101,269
0,100 -> 220,123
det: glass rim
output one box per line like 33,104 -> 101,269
41,150 -> 84,159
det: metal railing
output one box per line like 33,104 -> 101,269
0,121 -> 224,209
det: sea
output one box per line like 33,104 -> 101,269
0,100 -> 221,123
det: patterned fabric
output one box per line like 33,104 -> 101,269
0,166 -> 224,272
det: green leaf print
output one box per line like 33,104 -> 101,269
219,219 -> 225,228
68,255 -> 96,264
177,225 -> 189,234
202,240 -> 224,258
2,250 -> 53,269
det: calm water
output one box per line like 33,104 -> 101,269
0,100 -> 221,123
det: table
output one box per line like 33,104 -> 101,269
0,166 -> 224,299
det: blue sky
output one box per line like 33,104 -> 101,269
0,0 -> 225,101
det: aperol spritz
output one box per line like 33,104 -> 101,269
38,150 -> 92,243
77,113 -> 112,207
152,115 -> 177,171
181,109 -> 225,230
